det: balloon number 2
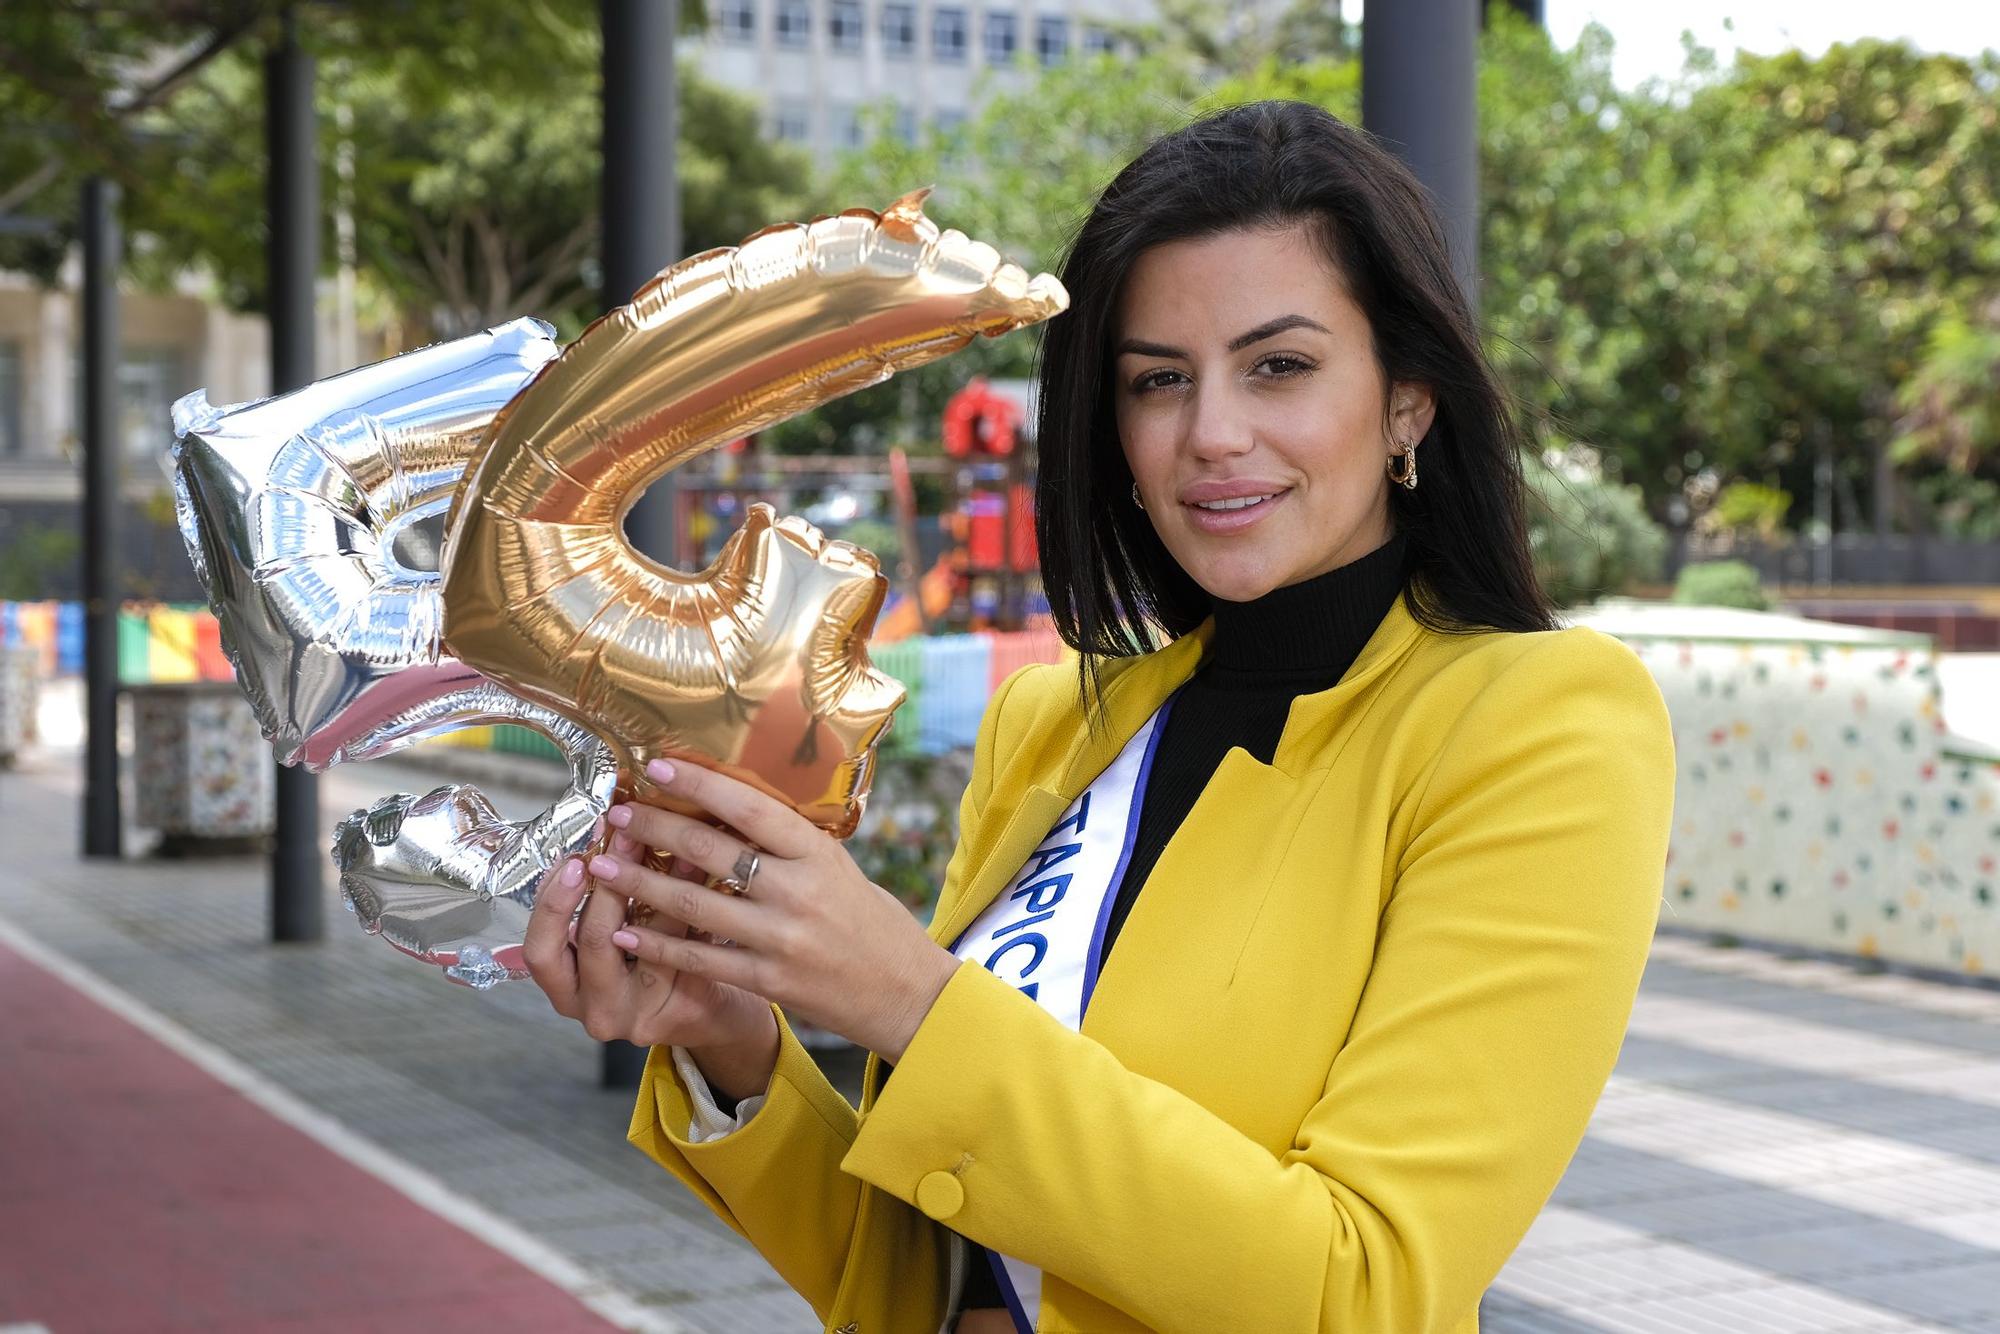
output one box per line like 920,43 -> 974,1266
168,191 -> 1067,989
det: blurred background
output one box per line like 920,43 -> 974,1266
4,3 -> 2000,1332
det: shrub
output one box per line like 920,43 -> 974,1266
1523,449 -> 1668,607
1672,559 -> 1771,610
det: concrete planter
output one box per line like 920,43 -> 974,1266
128,682 -> 274,845
0,645 -> 37,767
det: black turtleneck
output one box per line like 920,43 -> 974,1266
923,529 -> 1408,1314
1096,528 -> 1409,958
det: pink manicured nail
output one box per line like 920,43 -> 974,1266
588,855 -> 620,879
611,929 -> 639,950
606,804 -> 632,828
647,758 -> 676,783
559,859 -> 583,890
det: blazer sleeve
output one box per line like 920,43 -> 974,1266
623,660 -> 1040,1323
837,629 -> 1676,1334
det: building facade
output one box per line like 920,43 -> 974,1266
691,0 -> 1158,167
0,270 -> 274,599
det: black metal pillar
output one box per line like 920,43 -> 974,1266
602,0 -> 680,563
600,0 -> 680,1089
80,177 -> 122,859
267,10 -> 323,941
1363,0 -> 1480,309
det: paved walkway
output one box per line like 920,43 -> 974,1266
5,734 -> 2000,1331
0,931 -> 625,1334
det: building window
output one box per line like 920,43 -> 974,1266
892,106 -> 917,144
717,0 -> 757,41
830,0 -> 864,50
771,98 -> 811,143
880,2 -> 916,55
932,6 -> 967,61
1035,14 -> 1068,65
76,348 -> 187,463
775,0 -> 811,47
982,9 -> 1016,64
1082,23 -> 1114,56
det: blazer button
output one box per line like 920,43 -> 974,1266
915,1169 -> 966,1219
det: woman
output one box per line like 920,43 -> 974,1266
524,101 -> 1675,1334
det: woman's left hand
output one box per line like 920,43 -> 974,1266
583,757 -> 964,1063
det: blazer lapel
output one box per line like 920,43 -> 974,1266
927,783 -> 1070,948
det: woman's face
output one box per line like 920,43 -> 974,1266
1112,224 -> 1434,603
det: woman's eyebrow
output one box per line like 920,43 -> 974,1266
1114,314 -> 1332,360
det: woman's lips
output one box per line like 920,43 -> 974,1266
1183,488 -> 1290,534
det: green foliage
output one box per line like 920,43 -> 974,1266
836,517 -> 902,567
0,523 -> 80,601
2,2 -> 804,337
1672,560 -> 1772,611
1908,471 -> 2000,542
1892,295 -> 2000,474
850,749 -> 974,911
1485,17 -> 2000,521
1704,481 -> 1793,542
1135,0 -> 1354,76
1523,448 -> 1667,607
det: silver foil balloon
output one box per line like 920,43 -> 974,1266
170,319 -> 611,990
168,318 -> 561,769
331,685 -> 619,989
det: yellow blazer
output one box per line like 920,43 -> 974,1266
628,589 -> 1676,1334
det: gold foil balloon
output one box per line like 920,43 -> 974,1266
442,191 -> 1068,836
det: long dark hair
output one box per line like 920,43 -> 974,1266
1032,100 -> 1555,723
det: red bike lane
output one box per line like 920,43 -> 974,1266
0,933 -> 630,1334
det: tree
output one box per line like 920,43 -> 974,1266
1,4 -> 596,275
1893,293 -> 2000,476
1481,15 -> 2000,530
2,2 -> 801,340
142,37 -> 807,336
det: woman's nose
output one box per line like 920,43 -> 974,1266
1184,386 -> 1254,461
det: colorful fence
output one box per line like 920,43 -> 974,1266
0,600 -> 1074,759
0,601 -> 233,684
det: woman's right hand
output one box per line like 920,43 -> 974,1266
524,835 -> 779,1098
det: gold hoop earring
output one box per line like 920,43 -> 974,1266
1131,481 -> 1144,510
1387,441 -> 1419,491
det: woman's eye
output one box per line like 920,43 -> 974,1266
1130,358 -> 1310,393
1256,354 -> 1316,379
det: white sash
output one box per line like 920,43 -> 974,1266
945,688 -> 1179,1333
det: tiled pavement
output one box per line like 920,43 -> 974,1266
4,740 -> 2000,1332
